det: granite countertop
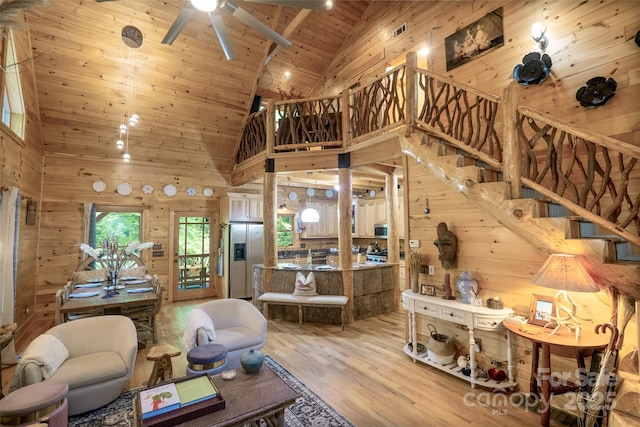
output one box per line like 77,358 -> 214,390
270,262 -> 393,271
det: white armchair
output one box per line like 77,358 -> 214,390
10,315 -> 137,416
187,299 -> 267,370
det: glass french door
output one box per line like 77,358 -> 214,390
173,213 -> 218,301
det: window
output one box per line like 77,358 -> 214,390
95,207 -> 142,247
1,30 -> 26,138
277,215 -> 294,247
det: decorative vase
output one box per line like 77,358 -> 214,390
240,349 -> 264,374
456,271 -> 478,304
410,273 -> 419,293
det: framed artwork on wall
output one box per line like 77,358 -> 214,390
445,7 -> 504,71
528,294 -> 556,326
26,200 -> 36,225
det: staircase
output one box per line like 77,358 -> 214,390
399,131 -> 640,300
233,52 -> 639,298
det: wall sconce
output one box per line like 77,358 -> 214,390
531,22 -> 549,51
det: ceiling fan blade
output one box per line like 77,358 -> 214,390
161,3 -> 196,45
246,0 -> 326,10
209,12 -> 236,60
230,6 -> 292,48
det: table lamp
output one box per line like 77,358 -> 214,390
530,254 -> 599,338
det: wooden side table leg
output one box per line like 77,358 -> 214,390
530,341 -> 540,398
147,354 -> 173,387
540,343 -> 551,427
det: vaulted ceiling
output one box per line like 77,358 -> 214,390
24,0 -> 370,180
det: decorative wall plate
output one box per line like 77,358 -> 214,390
142,184 -> 153,194
163,184 -> 177,197
325,189 -> 334,198
288,191 -> 298,201
117,182 -> 133,196
369,190 -> 376,198
92,180 -> 106,193
186,187 -> 196,196
306,188 -> 315,197
203,187 -> 214,197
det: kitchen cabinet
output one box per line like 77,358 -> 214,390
402,290 -> 516,390
355,199 -> 386,238
223,193 -> 263,222
303,201 -> 338,238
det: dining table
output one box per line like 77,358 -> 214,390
60,277 -> 157,318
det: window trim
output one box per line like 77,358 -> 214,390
1,29 -> 26,141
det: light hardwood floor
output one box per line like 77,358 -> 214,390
3,300 -> 570,426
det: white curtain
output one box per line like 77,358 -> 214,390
82,202 -> 93,260
0,186 -> 19,326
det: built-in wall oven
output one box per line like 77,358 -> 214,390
374,223 -> 387,238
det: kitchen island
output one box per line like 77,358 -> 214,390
252,263 -> 395,325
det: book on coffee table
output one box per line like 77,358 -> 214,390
175,374 -> 219,406
139,383 -> 181,419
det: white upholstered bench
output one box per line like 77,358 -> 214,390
258,293 -> 349,330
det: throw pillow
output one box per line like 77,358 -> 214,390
293,271 -> 317,296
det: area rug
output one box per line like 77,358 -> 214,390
68,355 -> 353,427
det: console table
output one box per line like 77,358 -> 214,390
402,289 -> 516,389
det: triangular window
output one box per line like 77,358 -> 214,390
1,30 -> 26,139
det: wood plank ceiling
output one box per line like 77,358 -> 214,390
25,0 -> 370,179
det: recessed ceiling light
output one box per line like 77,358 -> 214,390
284,71 -> 291,79
191,0 -> 218,12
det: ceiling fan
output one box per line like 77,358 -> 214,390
162,0 -> 327,60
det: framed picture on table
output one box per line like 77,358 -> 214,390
528,294 -> 555,326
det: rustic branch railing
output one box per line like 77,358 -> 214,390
414,68 -> 502,168
273,96 -> 343,151
517,106 -> 640,243
349,64 -> 406,141
234,51 -> 638,248
235,109 -> 267,164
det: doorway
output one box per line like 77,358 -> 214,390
172,212 -> 219,301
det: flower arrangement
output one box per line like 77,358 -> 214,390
80,236 -> 154,281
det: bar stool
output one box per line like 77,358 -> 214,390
186,343 -> 228,376
0,381 -> 68,427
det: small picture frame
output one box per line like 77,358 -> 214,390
421,284 -> 436,296
528,294 -> 556,326
26,200 -> 36,225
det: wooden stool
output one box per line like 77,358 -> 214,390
146,344 -> 181,387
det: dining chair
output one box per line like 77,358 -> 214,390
57,282 -> 104,323
122,275 -> 163,343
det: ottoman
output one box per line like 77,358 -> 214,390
186,344 -> 228,376
0,381 -> 68,427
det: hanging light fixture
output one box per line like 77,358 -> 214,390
300,207 -> 320,223
114,26 -> 143,162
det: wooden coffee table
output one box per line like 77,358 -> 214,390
135,364 -> 301,427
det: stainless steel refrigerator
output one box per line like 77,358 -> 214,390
228,223 -> 264,299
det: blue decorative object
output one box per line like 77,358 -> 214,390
240,349 -> 264,374
513,52 -> 552,86
456,271 -> 478,304
576,77 -> 617,108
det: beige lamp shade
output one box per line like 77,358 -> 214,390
531,254 -> 599,292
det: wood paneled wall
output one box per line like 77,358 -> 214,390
312,0 -> 639,397
315,1 -> 639,145
1,20 -> 45,332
